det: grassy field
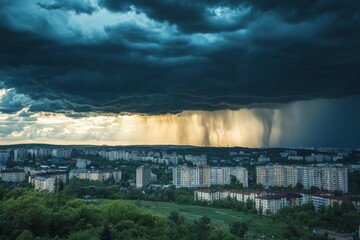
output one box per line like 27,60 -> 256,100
89,199 -> 285,237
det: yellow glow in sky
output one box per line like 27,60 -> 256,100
0,109 -> 281,147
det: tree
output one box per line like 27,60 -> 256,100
2,191 -> 52,237
258,206 -> 263,216
230,175 -> 238,187
230,175 -> 244,189
309,186 -> 320,193
229,221 -> 248,238
58,179 -> 64,192
168,211 -> 185,225
100,224 -> 112,240
283,223 -> 299,239
16,230 -> 34,240
192,216 -> 213,240
210,227 -> 231,240
295,182 -> 304,190
0,187 -> 6,201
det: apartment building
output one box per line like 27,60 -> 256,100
173,165 -> 248,188
194,189 -> 264,203
194,189 -> 220,201
256,165 -> 348,193
33,176 -> 56,193
0,151 -> 10,163
136,165 -> 152,188
0,170 -> 26,182
69,169 -> 122,182
255,195 -> 287,215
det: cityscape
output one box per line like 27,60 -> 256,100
1,144 -> 360,238
1,0 -> 360,239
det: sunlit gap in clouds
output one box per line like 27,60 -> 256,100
143,110 -> 281,147
2,96 -> 359,147
0,109 -> 282,147
0,89 -> 6,98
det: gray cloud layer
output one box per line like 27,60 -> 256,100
0,0 -> 359,114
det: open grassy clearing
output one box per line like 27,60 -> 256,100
88,199 -> 285,237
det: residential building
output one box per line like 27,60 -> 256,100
0,170 -> 26,182
235,190 -> 264,202
33,176 -> 56,192
69,169 -> 121,182
13,148 -> 29,161
173,165 -> 248,188
255,195 -> 287,215
76,159 -> 91,169
299,193 -> 347,210
194,189 -> 220,201
195,188 -> 353,215
256,165 -> 273,188
136,165 -> 152,188
258,155 -> 270,163
52,149 -> 72,159
256,165 -> 348,193
184,154 -> 207,166
30,171 -> 68,184
0,151 -> 10,163
194,189 -> 264,203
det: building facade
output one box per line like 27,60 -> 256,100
33,176 -> 56,192
136,165 -> 152,188
69,169 -> 122,182
255,195 -> 287,215
173,166 -> 248,188
0,151 -> 10,163
0,170 -> 26,182
256,165 -> 348,193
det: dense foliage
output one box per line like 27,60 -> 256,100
64,179 -> 195,203
349,170 -> 360,194
1,182 -> 347,239
273,202 -> 360,235
0,188 -> 241,240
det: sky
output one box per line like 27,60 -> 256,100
0,0 -> 360,148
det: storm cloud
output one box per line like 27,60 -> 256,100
0,0 -> 359,115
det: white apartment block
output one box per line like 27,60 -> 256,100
52,149 -> 72,159
194,189 -> 220,201
76,159 -> 91,169
299,193 -> 347,211
28,171 -> 68,185
136,165 -> 152,188
196,188 -> 303,215
173,165 -> 204,188
194,189 -> 263,203
256,165 -> 274,188
0,170 -> 26,182
255,195 -> 287,215
69,169 -> 122,182
173,166 -> 248,188
33,176 -> 56,193
184,154 -> 207,166
256,165 -> 348,193
13,148 -> 29,161
258,155 -> 270,163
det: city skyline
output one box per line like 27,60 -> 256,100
1,1 -> 360,147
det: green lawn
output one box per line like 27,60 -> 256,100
89,199 -> 285,238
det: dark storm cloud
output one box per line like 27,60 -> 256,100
99,0 -> 359,33
99,0 -> 252,33
274,96 -> 360,148
37,0 -> 98,15
0,0 -> 359,114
